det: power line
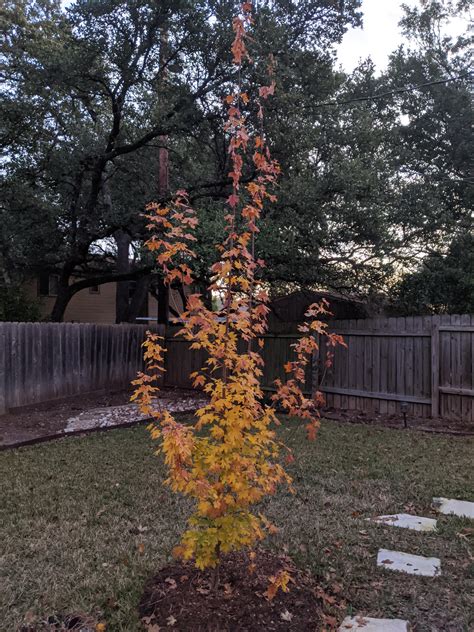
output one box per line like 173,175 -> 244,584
313,73 -> 472,108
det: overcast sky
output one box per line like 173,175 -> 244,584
337,0 -> 413,72
337,0 -> 468,74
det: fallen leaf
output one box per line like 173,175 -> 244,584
381,559 -> 393,564
356,615 -> 370,625
196,586 -> 210,595
95,624 -> 106,632
457,527 -> 473,541
322,614 -> 338,627
315,587 -> 336,605
24,611 -> 37,624
142,616 -> 161,632
280,609 -> 293,622
460,527 -> 474,535
165,577 -> 177,590
166,615 -> 177,627
137,543 -> 145,555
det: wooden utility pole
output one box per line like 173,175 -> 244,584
157,25 -> 170,325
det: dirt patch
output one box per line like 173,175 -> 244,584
322,407 -> 474,435
0,387 -> 205,447
19,611 -> 102,632
138,549 -> 344,631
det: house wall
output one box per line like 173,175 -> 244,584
24,277 -> 180,324
25,279 -> 118,324
65,282 -> 118,323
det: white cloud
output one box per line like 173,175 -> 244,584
337,0 -> 417,73
337,0 -> 468,74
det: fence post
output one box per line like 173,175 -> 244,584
431,324 -> 440,418
0,325 -> 6,415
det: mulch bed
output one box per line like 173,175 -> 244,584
0,387 -> 202,448
138,549 -> 344,631
0,387 -> 133,446
323,407 -> 474,435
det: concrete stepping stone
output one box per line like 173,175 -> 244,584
433,497 -> 474,519
338,616 -> 410,631
369,513 -> 437,532
377,548 -> 441,577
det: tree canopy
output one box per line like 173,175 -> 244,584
1,0 -> 472,320
392,233 -> 474,315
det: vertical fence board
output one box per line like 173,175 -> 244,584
450,314 -> 461,420
379,319 -> 388,415
387,318 -> 397,415
471,314 -> 474,423
372,318 -> 382,414
459,314 -> 471,422
0,325 -> 6,414
12,323 -> 21,407
340,320 -> 350,410
439,314 -> 452,419
431,318 -> 440,418
411,316 -> 422,417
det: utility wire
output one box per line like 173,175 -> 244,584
313,73 -> 472,108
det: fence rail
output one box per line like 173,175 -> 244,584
0,314 -> 473,422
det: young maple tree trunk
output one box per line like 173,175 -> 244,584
155,24 -> 170,326
155,137 -> 170,325
210,542 -> 221,591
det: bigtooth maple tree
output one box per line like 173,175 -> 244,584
132,3 -> 344,572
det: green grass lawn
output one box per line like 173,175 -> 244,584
1,421 -> 473,631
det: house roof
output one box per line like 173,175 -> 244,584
269,289 -> 367,322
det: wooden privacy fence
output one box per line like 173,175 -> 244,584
319,314 -> 474,422
1,315 -> 473,422
162,328 -> 313,393
0,322 -> 162,414
164,315 -> 473,422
